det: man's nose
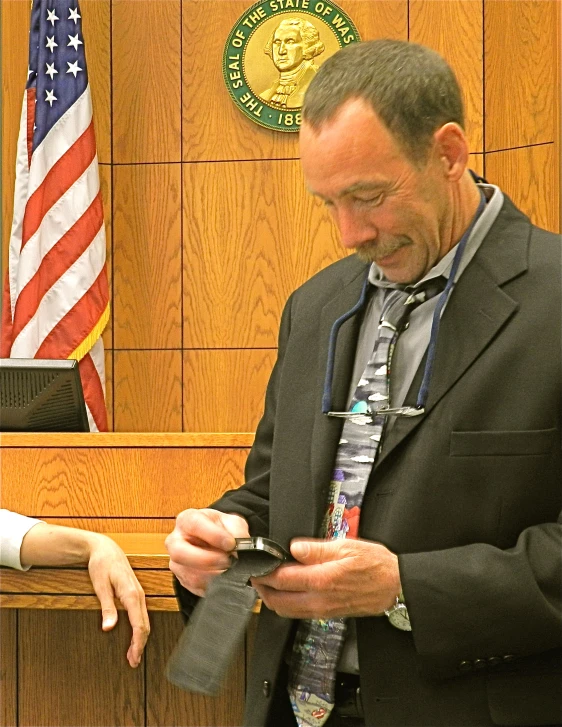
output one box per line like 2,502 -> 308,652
334,208 -> 376,250
278,42 -> 287,54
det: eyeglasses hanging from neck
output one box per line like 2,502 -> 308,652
322,191 -> 487,422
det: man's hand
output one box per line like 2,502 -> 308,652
166,508 -> 250,596
252,538 -> 401,619
87,534 -> 150,668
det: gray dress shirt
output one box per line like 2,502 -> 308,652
337,183 -> 504,673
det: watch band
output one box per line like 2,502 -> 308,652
166,548 -> 283,695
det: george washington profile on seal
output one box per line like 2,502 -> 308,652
259,18 -> 325,109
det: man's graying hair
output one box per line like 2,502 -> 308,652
302,39 -> 465,165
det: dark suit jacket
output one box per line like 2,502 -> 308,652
177,197 -> 562,726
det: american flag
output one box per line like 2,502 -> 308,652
1,0 -> 109,431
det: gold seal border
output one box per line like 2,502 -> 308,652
223,1 -> 361,133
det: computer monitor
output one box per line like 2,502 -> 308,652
0,359 -> 90,432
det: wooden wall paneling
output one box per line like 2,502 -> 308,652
485,0 -> 556,151
0,609 -> 16,727
344,0 -> 407,42
183,349 -> 276,432
99,164 -> 113,350
146,612 -> 245,726
112,0 -> 181,162
18,610 -> 144,726
183,160 -> 342,349
82,0 -> 111,164
409,0 -> 483,153
1,1 -> 30,276
484,144 -> 559,233
41,517 -> 176,533
104,346 -> 114,430
113,165 -> 182,349
2,447 -> 247,516
114,350 -> 183,431
470,153 -> 484,179
2,568 -> 173,601
182,0 -> 407,162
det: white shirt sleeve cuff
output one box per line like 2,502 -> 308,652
0,510 -> 44,570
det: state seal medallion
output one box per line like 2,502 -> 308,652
223,0 -> 360,132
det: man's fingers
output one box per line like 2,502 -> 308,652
169,560 -> 226,595
255,583 -> 333,619
174,509 -> 245,552
167,534 -> 233,570
253,561 -> 339,592
290,537 -> 344,564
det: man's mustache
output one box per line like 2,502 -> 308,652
355,237 -> 413,264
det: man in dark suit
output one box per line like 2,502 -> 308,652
167,40 -> 561,726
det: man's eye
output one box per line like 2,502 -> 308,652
356,194 -> 384,206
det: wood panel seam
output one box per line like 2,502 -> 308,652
485,141 -> 554,155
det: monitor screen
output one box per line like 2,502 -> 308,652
0,359 -> 90,432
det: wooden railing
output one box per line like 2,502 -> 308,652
0,432 -> 254,727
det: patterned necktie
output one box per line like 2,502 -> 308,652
288,286 -> 435,726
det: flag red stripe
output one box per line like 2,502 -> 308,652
79,353 -> 108,432
11,194 -> 104,342
22,121 -> 96,249
35,270 -> 109,358
26,89 -> 36,168
1,274 -> 15,357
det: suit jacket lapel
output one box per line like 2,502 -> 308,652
376,198 -> 530,469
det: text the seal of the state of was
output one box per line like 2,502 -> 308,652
223,0 -> 361,132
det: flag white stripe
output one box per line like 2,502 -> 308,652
8,94 -> 32,317
10,226 -> 106,357
85,339 -> 106,432
89,338 -> 106,397
26,87 -> 93,199
85,403 -> 98,432
14,157 -> 101,299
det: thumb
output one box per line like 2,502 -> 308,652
290,538 -> 339,564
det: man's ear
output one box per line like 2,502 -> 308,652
432,122 -> 469,182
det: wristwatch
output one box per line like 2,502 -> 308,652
384,591 -> 411,631
166,537 -> 289,695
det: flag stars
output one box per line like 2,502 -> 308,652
45,62 -> 58,80
46,8 -> 59,25
66,60 -> 82,77
45,89 -> 57,107
67,33 -> 83,50
68,7 -> 81,23
46,36 -> 58,52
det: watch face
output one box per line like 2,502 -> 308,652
388,604 -> 412,632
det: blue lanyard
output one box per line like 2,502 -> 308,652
322,191 -> 487,418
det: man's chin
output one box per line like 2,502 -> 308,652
355,244 -> 421,284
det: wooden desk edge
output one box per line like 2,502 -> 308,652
0,432 -> 255,448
